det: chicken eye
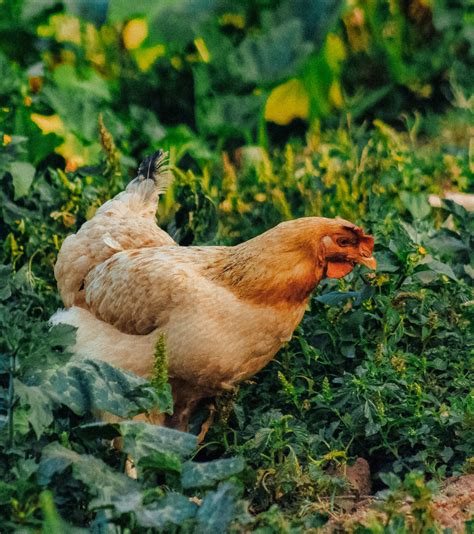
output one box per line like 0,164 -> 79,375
337,237 -> 356,247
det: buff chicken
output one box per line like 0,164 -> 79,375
52,151 -> 376,430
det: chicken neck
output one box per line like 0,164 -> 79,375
207,221 -> 325,307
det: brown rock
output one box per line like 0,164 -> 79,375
345,458 -> 372,496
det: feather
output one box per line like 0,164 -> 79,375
136,149 -> 173,194
54,151 -> 176,307
103,235 -> 123,251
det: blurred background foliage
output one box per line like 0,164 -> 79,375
0,0 -> 472,172
0,0 -> 473,531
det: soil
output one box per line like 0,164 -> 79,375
432,475 -> 474,532
320,460 -> 474,533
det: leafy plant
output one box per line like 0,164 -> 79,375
0,0 -> 472,531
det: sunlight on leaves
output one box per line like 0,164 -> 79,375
133,44 -> 166,72
123,18 -> 148,50
194,37 -> 211,63
30,114 -> 65,135
265,79 -> 309,125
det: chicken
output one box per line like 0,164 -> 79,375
52,150 -> 376,430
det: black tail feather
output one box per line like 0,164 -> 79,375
134,149 -> 173,194
138,149 -> 167,182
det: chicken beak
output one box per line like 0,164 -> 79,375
358,256 -> 377,270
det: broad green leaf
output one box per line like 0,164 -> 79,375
0,265 -> 12,301
11,406 -> 31,438
74,421 -> 122,441
379,472 -> 401,491
130,105 -> 166,141
151,382 -> 174,415
138,493 -> 196,528
138,450 -> 182,474
0,52 -> 20,95
14,380 -> 54,438
63,0 -> 108,25
0,481 -> 15,505
399,221 -> 418,243
300,47 -> 333,117
13,106 -> 62,165
39,491 -> 65,534
442,198 -> 471,220
181,457 -> 245,489
341,343 -> 355,358
40,65 -> 111,150
17,323 -> 76,382
354,285 -> 376,306
399,191 -> 431,220
52,64 -> 110,101
113,491 -> 197,529
416,258 -> 458,281
47,324 -> 77,350
283,0 -> 343,45
110,490 -> 143,514
376,252 -> 401,273
440,447 -> 454,462
10,161 -> 35,199
108,0 -> 174,24
365,421 -> 381,436
414,270 -> 437,284
42,87 -> 99,143
229,19 -> 312,84
464,264 -> 474,278
119,421 -> 197,466
196,91 -> 264,137
38,442 -> 136,505
428,234 -> 468,255
196,482 -> 240,534
47,359 -> 158,417
108,0 -> 218,46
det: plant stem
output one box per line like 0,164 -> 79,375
7,352 -> 15,447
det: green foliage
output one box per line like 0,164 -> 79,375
0,273 -> 247,531
1,0 -> 471,155
0,0 -> 472,531
1,118 -> 472,530
151,334 -> 168,390
150,333 -> 173,415
352,472 -> 440,533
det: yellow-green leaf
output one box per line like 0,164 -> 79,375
265,79 -> 309,125
123,18 -> 148,50
133,44 -> 166,72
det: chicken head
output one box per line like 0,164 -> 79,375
319,219 -> 376,278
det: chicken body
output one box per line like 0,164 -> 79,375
85,246 -> 307,386
53,152 -> 376,429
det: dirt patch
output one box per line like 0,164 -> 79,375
432,475 -> 474,532
344,457 -> 372,496
317,469 -> 474,533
